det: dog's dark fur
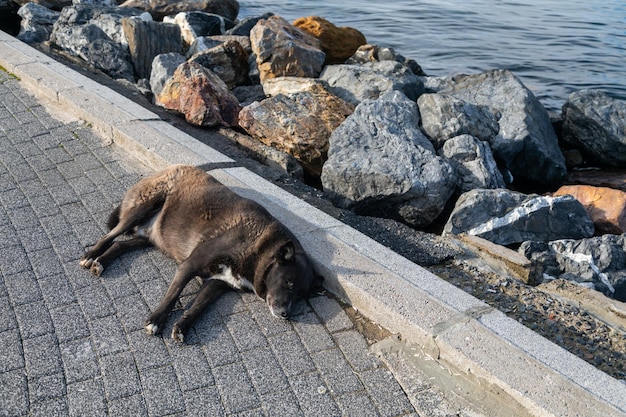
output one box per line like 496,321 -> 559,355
80,165 -> 317,342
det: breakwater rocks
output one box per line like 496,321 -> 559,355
13,0 -> 626,301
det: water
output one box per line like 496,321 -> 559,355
238,1 -> 626,111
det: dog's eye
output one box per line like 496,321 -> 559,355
286,280 -> 294,290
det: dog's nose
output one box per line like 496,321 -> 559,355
280,310 -> 288,318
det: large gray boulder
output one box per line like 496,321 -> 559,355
430,69 -> 567,188
417,93 -> 499,148
17,2 -> 60,44
50,4 -> 144,80
188,39 -> 249,88
520,234 -> 626,300
440,134 -> 505,192
149,52 -> 186,96
561,90 -> 626,166
444,189 -> 594,245
320,61 -> 423,105
321,90 -> 457,228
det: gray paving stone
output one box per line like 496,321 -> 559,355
64,260 -> 96,290
0,187 -> 28,210
128,329 -> 171,370
201,323 -> 241,368
166,342 -> 215,391
76,284 -> 116,319
67,378 -> 107,417
311,348 -> 364,396
6,205 -> 38,230
27,247 -> 64,279
242,346 -> 290,395
289,371 -> 341,417
225,311 -> 269,352
0,224 -> 20,249
269,331 -> 315,378
39,273 -> 77,308
107,394 -> 148,417
333,330 -> 380,373
30,396 -> 69,417
140,365 -> 186,416
261,389 -> 304,417
39,167 -> 68,187
213,361 -> 260,414
360,367 -> 414,417
72,219 -> 107,248
336,391 -> 380,417
27,153 -> 55,171
309,295 -> 354,334
59,202 -> 93,226
23,333 -> 62,378
0,368 -> 29,417
183,386 -> 225,417
18,177 -> 46,200
247,299 -> 293,337
0,328 -> 24,372
137,278 -> 170,312
101,350 -> 142,400
113,293 -> 150,332
89,315 -> 129,357
3,270 -> 42,305
17,226 -> 52,253
59,338 -> 100,384
213,290 -> 248,316
39,213 -> 72,239
0,295 -> 17,332
51,233 -> 84,263
14,300 -> 54,339
292,309 -> 336,353
28,372 -> 66,403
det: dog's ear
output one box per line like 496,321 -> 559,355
278,241 -> 295,264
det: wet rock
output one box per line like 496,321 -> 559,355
321,90 -> 457,228
156,61 -> 240,127
520,234 -> 626,300
292,16 -> 366,65
250,15 -> 325,82
149,52 -> 186,96
347,43 -> 426,76
164,11 -> 232,49
561,90 -> 626,167
554,185 -> 626,234
440,134 -> 505,192
226,12 -> 273,36
431,69 -> 567,188
188,39 -> 249,88
417,93 -> 499,148
17,2 -> 60,44
320,61 -> 423,105
239,83 -> 354,176
50,4 -> 145,80
119,0 -> 239,22
444,189 -> 594,245
122,17 -> 182,79
13,0 -> 70,11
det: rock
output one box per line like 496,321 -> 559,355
226,12 -> 273,36
440,134 -> 505,192
554,185 -> 626,234
417,93 -> 499,148
164,11 -> 232,48
261,76 -> 323,97
250,15 -> 325,82
156,61 -> 241,127
444,189 -> 594,245
74,0 -> 118,6
561,90 -> 626,167
292,16 -> 366,65
238,83 -> 354,176
186,34 -> 250,57
321,91 -> 457,228
347,43 -> 426,76
320,61 -> 423,105
149,52 -> 186,96
566,169 -> 626,192
520,234 -> 626,300
122,17 -> 182,79
432,69 -> 567,188
232,84 -> 265,107
119,0 -> 239,22
188,39 -> 248,88
49,4 -> 145,80
12,0 -> 70,11
17,2 -> 60,44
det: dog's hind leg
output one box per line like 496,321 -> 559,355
171,279 -> 231,342
86,237 -> 151,276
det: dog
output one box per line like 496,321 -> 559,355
80,165 -> 318,342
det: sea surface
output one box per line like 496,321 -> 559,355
238,0 -> 626,111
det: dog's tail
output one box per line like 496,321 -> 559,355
107,205 -> 121,231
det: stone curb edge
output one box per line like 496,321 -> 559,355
1,31 -> 624,416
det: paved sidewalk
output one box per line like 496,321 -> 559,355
0,69 -> 417,416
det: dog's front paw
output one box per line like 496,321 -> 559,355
171,325 -> 184,343
89,260 -> 103,276
145,322 -> 160,335
79,257 -> 93,269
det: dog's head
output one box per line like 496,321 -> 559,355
255,241 -> 318,319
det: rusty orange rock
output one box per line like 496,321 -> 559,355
554,185 -> 626,234
293,16 -> 366,65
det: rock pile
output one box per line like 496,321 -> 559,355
14,0 -> 626,299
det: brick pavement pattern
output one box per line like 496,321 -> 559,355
0,69 -> 417,416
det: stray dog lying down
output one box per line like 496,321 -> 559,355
80,165 -> 318,342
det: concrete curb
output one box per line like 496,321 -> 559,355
1,31 -> 624,416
